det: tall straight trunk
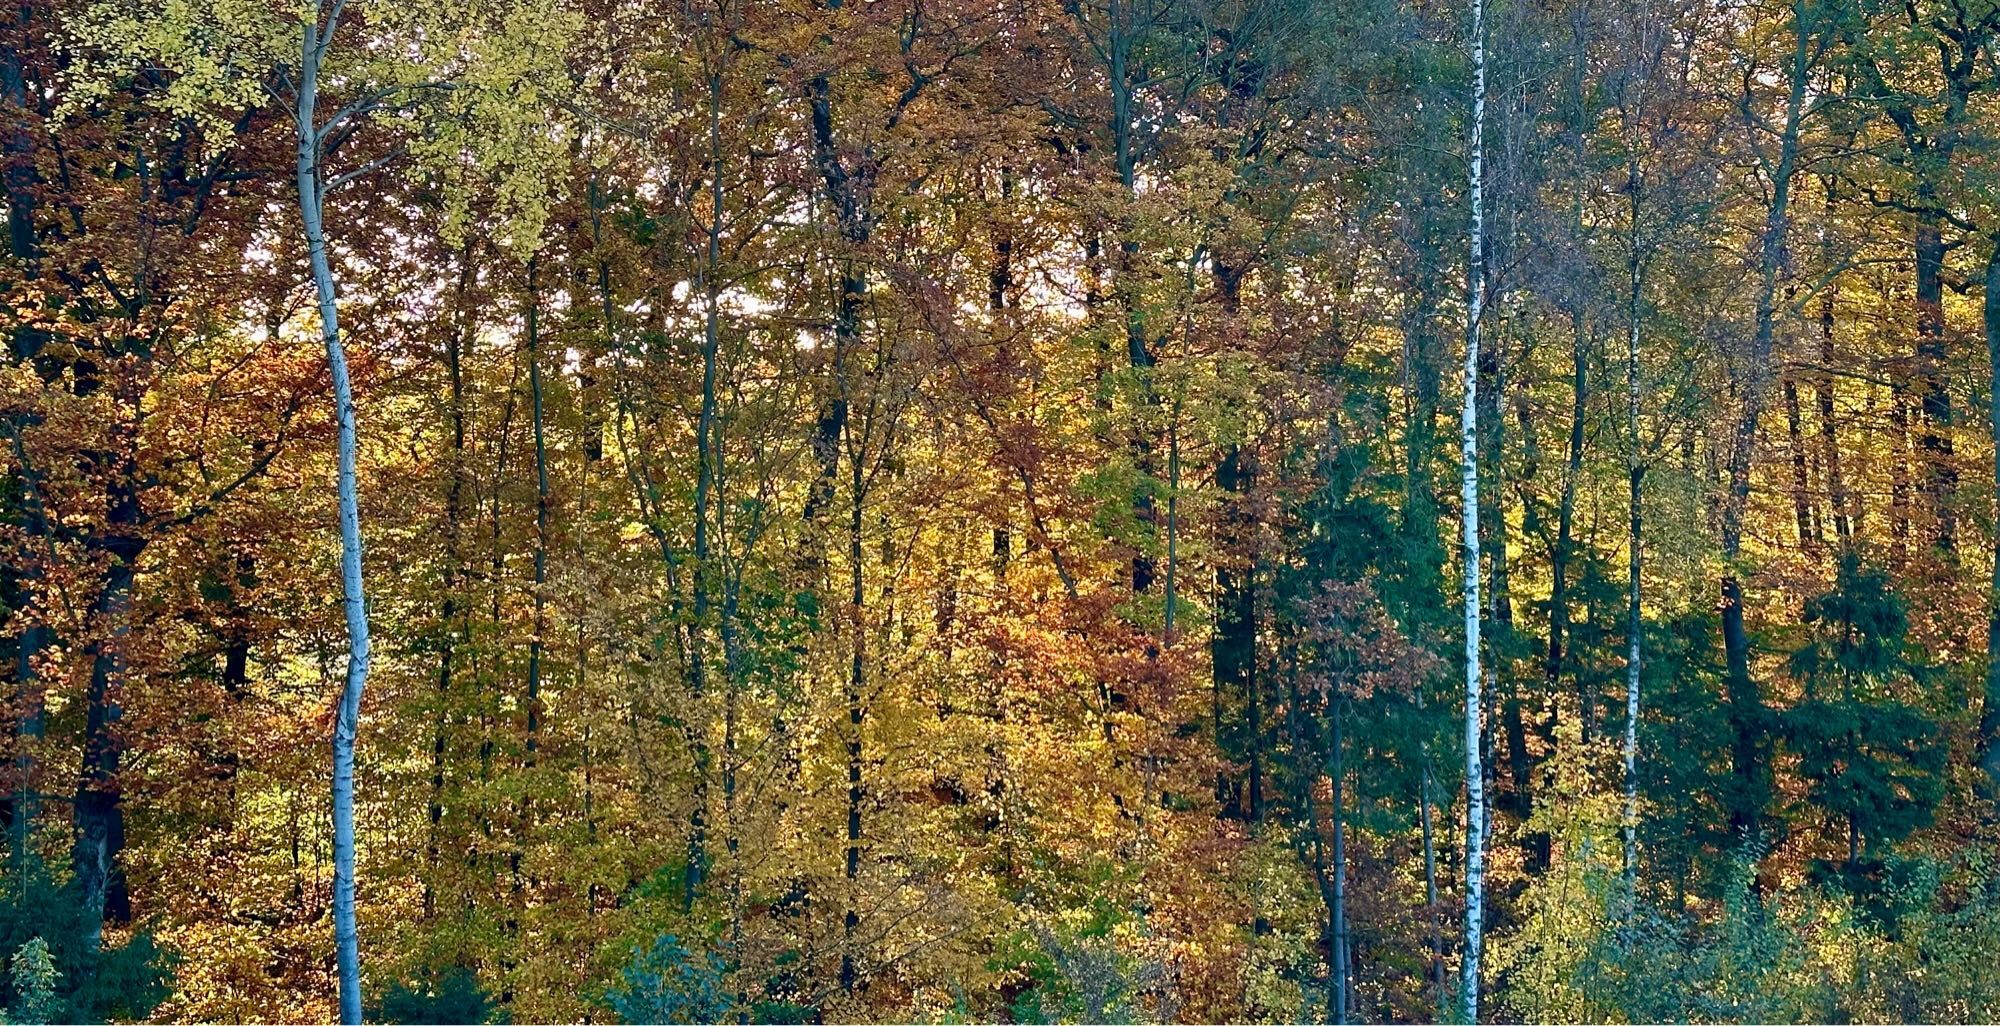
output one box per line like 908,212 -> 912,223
1421,746 -> 1444,1015
1623,148 -> 1646,888
426,255 -> 473,920
1915,208 -> 1954,552
1330,705 -> 1349,1025
680,64 -> 736,912
525,258 -> 547,774
481,335 -> 520,898
1460,0 -> 1489,1012
1817,211 -> 1851,543
1549,313 -> 1587,738
578,180 -> 608,916
1107,0 -> 1159,599
805,56 -> 861,541
73,472 -> 139,943
509,256 -> 548,987
802,58 -> 863,933
0,16 -> 51,864
841,462 -> 866,994
1980,240 -> 2000,793
1718,2 -> 1808,837
1783,379 -> 1817,546
297,16 -> 369,1023
684,67 -> 731,916
1549,25 -> 1590,742
695,59 -> 746,948
1164,415 -> 1179,637
991,168 -> 1015,569
1214,443 -> 1259,819
1401,270 -> 1448,1011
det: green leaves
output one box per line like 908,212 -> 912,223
61,0 -> 579,256
1783,553 -> 1945,859
603,935 -> 730,1026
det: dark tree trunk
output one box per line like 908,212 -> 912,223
0,9 -> 50,864
1784,379 -> 1817,547
74,478 -> 142,941
1548,311 -> 1588,741
1979,240 -> 2000,794
1817,271 -> 1851,544
1214,446 -> 1259,820
1716,10 -> 1808,838
1915,213 -> 1954,552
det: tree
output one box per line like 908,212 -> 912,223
1715,0 -> 1823,838
1459,0 -> 1490,1012
22,0 -> 2000,1020
1785,554 -> 1945,876
65,1 -> 573,1017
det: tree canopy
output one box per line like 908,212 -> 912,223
6,0 -> 2000,1022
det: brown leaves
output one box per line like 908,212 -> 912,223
1292,578 -> 1437,702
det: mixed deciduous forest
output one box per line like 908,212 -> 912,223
7,0 -> 2000,1022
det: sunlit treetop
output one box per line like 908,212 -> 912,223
60,0 -> 582,256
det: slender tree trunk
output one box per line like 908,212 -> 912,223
695,57 -> 746,950
1817,226 -> 1850,543
1784,379 -> 1817,547
1718,2 -> 1808,838
1330,704 -> 1349,1025
1915,208 -> 1954,552
1550,31 -> 1590,743
1979,240 -> 2000,793
1214,429 -> 1261,819
0,17 -> 51,866
1421,747 -> 1445,1016
481,327 -> 520,902
805,67 -> 864,958
1164,413 -> 1179,637
1460,0 -> 1489,1011
841,461 -> 866,994
682,67 -> 730,915
992,168 -> 1015,572
1549,313 -> 1587,739
1107,0 -> 1159,599
1623,149 -> 1645,888
297,18 -> 369,1022
525,258 -> 547,775
426,254 -> 474,921
73,480 -> 139,943
505,257 -> 548,997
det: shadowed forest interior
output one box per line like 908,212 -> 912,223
8,0 -> 2000,1022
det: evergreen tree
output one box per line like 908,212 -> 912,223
1785,554 -> 1946,882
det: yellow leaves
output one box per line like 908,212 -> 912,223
399,0 -> 583,257
59,0 -> 292,147
60,0 -> 581,257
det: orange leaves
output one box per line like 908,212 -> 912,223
1291,579 -> 1438,702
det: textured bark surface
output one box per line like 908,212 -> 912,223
297,14 -> 371,1021
1460,0 -> 1488,1012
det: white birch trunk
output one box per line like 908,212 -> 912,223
1460,0 -> 1489,1014
297,13 -> 369,1023
1624,177 -> 1644,890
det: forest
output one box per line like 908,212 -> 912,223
5,0 -> 2000,1022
